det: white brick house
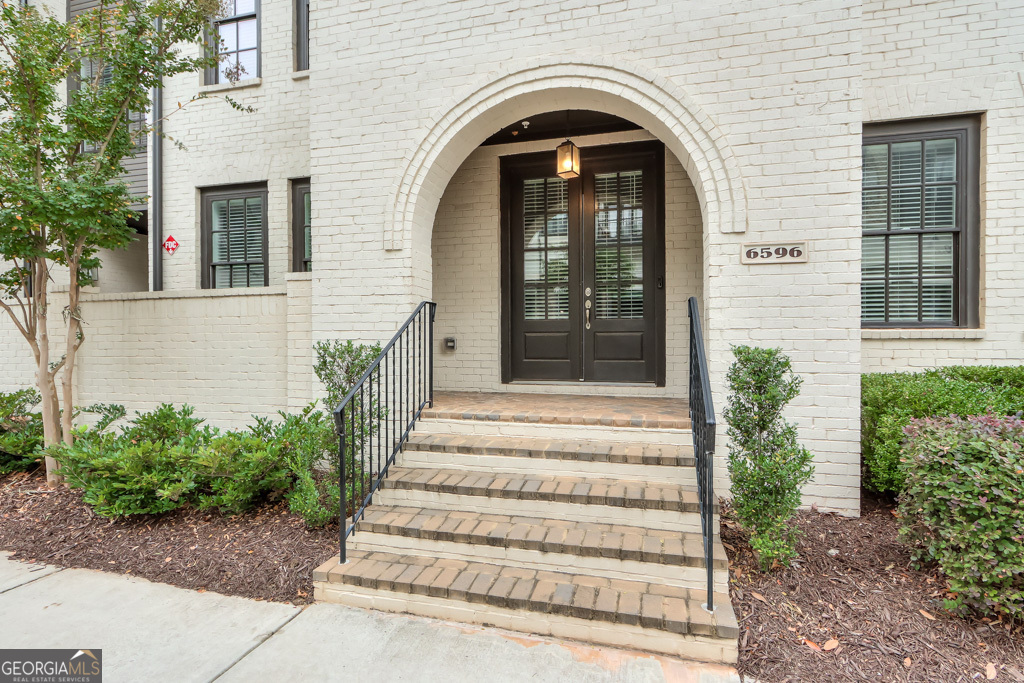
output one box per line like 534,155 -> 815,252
4,0 -> 1024,521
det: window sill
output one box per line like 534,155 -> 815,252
200,77 -> 262,94
291,71 -> 309,81
862,328 -> 985,340
286,271 -> 312,281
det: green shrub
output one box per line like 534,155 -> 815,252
251,405 -> 339,527
724,346 -> 815,570
899,412 -> 1024,617
0,388 -> 44,474
313,340 -> 382,411
862,368 -> 1024,493
56,404 -> 298,518
313,339 -> 387,512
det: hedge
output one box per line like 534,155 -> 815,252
861,366 -> 1024,493
900,412 -> 1024,617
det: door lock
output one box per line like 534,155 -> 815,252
585,287 -> 592,296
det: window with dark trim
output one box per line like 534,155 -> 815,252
201,184 -> 268,288
295,0 -> 309,71
292,179 -> 311,272
861,116 -> 980,328
206,0 -> 260,85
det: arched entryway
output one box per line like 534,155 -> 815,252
387,58 -> 747,398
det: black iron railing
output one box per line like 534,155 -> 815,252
333,301 -> 436,563
687,296 -> 717,612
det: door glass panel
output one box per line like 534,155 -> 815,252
522,176 -> 569,320
593,170 -> 643,319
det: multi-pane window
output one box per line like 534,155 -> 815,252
522,177 -> 569,320
292,179 -> 311,272
595,169 -> 644,319
208,0 -> 259,84
202,185 -> 268,288
295,0 -> 310,71
861,117 -> 978,327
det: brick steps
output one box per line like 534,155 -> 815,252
351,504 -> 728,591
356,505 -> 722,568
315,550 -> 736,641
314,408 -> 737,664
404,432 -> 694,466
383,467 -> 712,514
418,417 -> 694,445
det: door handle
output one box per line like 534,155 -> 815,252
585,299 -> 592,329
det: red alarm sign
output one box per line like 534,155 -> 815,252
163,235 -> 179,255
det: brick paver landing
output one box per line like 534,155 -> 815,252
424,391 -> 691,429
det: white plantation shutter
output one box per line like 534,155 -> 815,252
205,186 -> 267,288
860,125 -> 968,326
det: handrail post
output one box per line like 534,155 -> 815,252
428,303 -> 436,407
334,405 -> 347,564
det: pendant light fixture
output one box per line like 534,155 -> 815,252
555,111 -> 580,179
556,139 -> 580,179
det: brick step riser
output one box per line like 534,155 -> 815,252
314,581 -> 738,664
415,418 -> 694,445
397,450 -> 694,485
376,488 -> 713,535
349,531 -> 730,593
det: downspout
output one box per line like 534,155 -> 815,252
150,16 -> 164,291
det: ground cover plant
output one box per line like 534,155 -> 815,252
861,366 -> 1024,494
724,346 -> 814,570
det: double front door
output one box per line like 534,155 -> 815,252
502,142 -> 665,384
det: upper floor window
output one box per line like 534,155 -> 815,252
295,0 -> 309,71
201,184 -> 268,288
292,179 -> 311,271
208,0 -> 259,85
861,116 -> 979,328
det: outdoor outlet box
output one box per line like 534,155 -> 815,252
444,337 -> 457,351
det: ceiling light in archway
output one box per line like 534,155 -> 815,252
556,139 -> 580,179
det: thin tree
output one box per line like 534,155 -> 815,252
0,0 -> 234,482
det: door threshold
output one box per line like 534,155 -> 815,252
507,381 -> 658,388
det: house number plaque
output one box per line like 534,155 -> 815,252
740,242 -> 808,265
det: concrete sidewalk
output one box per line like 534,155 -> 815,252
0,552 -> 741,683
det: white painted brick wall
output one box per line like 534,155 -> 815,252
6,0 -> 1021,516
861,0 -> 1024,372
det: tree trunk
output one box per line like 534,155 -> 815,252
34,278 -> 64,485
60,272 -> 82,449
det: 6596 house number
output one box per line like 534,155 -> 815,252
740,242 -> 808,265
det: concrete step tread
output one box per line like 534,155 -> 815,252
315,550 -> 736,639
384,467 -> 717,514
355,505 -> 727,569
404,433 -> 694,467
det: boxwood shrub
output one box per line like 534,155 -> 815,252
861,366 -> 1024,493
899,412 -> 1024,617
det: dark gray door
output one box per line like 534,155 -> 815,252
503,142 -> 664,384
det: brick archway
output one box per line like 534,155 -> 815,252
386,55 -> 748,256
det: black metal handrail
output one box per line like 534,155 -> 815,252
333,301 -> 436,563
687,296 -> 717,612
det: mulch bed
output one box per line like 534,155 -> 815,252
724,494 -> 1024,682
0,470 -> 337,604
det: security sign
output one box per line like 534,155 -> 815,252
163,235 -> 179,255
